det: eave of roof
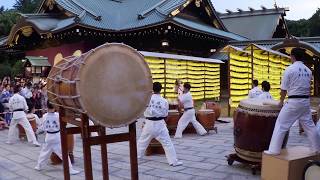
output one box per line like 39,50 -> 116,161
140,51 -> 224,64
219,8 -> 287,19
25,56 -> 51,66
171,17 -> 248,41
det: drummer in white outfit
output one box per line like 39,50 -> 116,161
6,85 -> 40,146
174,83 -> 207,138
248,80 -> 262,98
257,81 -> 273,100
265,48 -> 320,155
35,101 -> 80,175
137,82 -> 182,166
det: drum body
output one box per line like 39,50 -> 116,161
196,109 -> 215,131
50,134 -> 74,165
18,120 -> 37,140
299,110 -> 318,134
47,43 -> 152,127
145,139 -> 165,156
166,110 -> 181,135
233,99 -> 282,162
205,101 -> 221,120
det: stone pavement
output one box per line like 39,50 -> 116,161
0,118 -> 312,180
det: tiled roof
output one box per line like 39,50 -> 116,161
25,56 -> 51,66
8,0 -> 245,42
219,8 -> 287,40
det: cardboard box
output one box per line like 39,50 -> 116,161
261,146 -> 320,180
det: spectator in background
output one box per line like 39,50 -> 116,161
1,84 -> 13,125
248,80 -> 262,98
258,81 -> 274,100
40,84 -> 48,112
32,84 -> 42,117
21,82 -> 33,105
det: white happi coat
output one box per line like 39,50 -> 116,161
36,112 -> 74,169
257,92 -> 274,100
248,87 -> 263,98
268,61 -> 320,154
137,94 -> 179,165
174,92 -> 206,138
7,93 -> 38,144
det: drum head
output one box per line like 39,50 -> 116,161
304,161 -> 320,180
239,98 -> 281,111
78,43 -> 152,128
198,109 -> 214,112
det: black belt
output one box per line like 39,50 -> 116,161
13,109 -> 24,112
184,107 -> 194,111
288,95 -> 309,99
47,130 -> 60,134
146,117 -> 166,121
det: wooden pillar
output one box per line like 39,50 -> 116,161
59,108 -> 70,180
81,113 -> 93,180
314,57 -> 320,96
99,126 -> 109,180
129,123 -> 138,180
227,52 -> 231,117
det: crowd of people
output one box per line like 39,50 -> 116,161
0,77 -> 48,129
0,77 -> 80,175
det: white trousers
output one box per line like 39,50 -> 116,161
137,120 -> 178,165
268,99 -> 320,154
36,133 -> 74,169
174,109 -> 207,138
8,117 -> 37,143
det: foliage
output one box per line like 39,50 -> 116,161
308,8 -> 320,37
0,63 -> 12,79
11,60 -> 25,77
13,0 -> 42,13
287,8 -> 320,37
0,9 -> 19,38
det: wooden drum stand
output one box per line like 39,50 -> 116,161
59,108 -> 139,180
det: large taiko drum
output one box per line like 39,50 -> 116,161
233,99 -> 285,162
47,43 -> 153,127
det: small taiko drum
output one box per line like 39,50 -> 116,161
47,43 -> 153,128
50,134 -> 75,165
166,110 -> 181,135
18,119 -> 37,140
233,99 -> 287,162
145,138 -> 165,156
205,101 -> 221,121
299,109 -> 318,134
303,160 -> 320,180
197,109 -> 217,133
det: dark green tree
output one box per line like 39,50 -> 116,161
13,0 -> 42,13
11,60 -> 25,77
287,8 -> 320,37
309,8 -> 320,36
0,10 -> 19,37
